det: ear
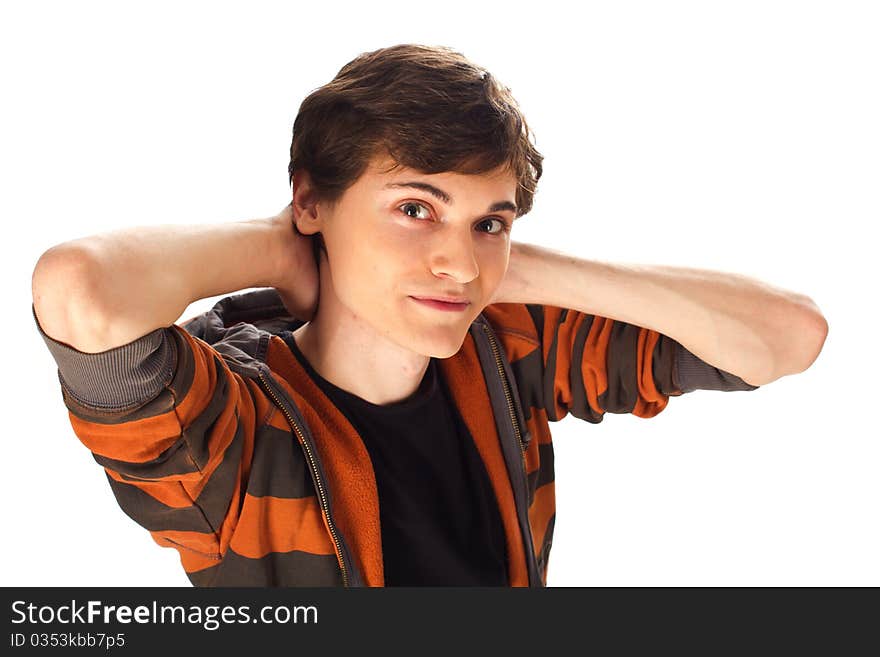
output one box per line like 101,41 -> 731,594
291,169 -> 324,237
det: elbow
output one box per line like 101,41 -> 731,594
32,244 -> 108,345
738,299 -> 828,387
793,307 -> 829,373
757,302 -> 829,385
787,295 -> 829,375
33,243 -> 99,289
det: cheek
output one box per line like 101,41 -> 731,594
476,247 -> 509,288
331,233 -> 406,309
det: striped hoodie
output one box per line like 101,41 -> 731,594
32,288 -> 760,586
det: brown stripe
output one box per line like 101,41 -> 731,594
569,313 -> 599,421
509,349 -> 545,423
92,436 -> 200,480
526,442 -> 555,508
633,328 -> 671,417
654,335 -> 683,396
528,481 -> 556,557
601,319 -> 642,413
189,420 -> 248,531
174,358 -> 238,471
543,306 -> 565,421
246,425 -> 316,499
149,529 -> 222,573
186,548 -> 344,587
537,513 -> 555,586
105,471 -> 215,533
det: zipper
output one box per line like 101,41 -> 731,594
480,322 -> 540,585
256,369 -> 350,587
482,324 -> 528,460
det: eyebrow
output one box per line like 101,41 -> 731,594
384,181 -> 518,215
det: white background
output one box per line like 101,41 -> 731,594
3,0 -> 877,587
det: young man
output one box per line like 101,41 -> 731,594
31,44 -> 828,587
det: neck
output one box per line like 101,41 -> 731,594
291,286 -> 431,408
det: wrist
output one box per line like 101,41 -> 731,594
262,211 -> 298,289
493,240 -> 532,304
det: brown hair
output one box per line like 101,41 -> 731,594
288,44 -> 544,258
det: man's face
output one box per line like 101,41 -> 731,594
307,154 -> 519,358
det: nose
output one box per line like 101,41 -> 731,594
429,227 -> 480,283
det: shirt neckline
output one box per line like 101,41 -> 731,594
281,331 -> 440,414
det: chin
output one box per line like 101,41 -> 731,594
429,344 -> 463,359
401,331 -> 467,360
426,334 -> 469,359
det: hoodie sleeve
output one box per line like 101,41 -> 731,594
32,302 -> 269,576
482,302 -> 760,424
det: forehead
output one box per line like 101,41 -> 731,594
362,153 -> 517,190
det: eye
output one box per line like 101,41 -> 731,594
476,217 -> 512,235
397,201 -> 512,235
400,201 -> 431,220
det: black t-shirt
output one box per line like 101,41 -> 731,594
283,333 -> 508,586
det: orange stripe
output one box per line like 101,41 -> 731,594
70,409 -> 185,462
172,329 -> 221,427
580,314 -> 612,417
228,494 -> 337,560
481,303 -> 542,362
105,468 -> 194,508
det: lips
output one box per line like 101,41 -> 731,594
411,295 -> 470,304
409,296 -> 471,312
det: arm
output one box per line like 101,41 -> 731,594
31,204 -> 315,352
493,241 -> 829,386
30,204 -> 318,583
